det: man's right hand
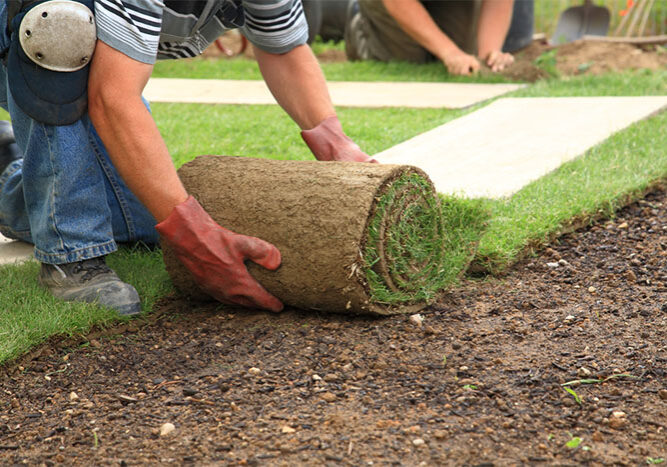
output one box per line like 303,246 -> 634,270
483,50 -> 514,72
442,50 -> 481,76
156,196 -> 283,312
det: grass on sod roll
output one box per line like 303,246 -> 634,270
363,172 -> 489,306
365,173 -> 442,305
1,67 -> 665,365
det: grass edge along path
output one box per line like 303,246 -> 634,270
473,108 -> 667,274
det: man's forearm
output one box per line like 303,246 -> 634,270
254,44 -> 334,130
477,0 -> 514,59
89,94 -> 187,222
88,41 -> 188,222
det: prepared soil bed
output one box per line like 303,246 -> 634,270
2,183 -> 665,464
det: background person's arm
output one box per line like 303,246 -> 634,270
382,0 -> 479,75
477,0 -> 515,71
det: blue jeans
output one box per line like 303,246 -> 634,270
503,0 -> 535,53
0,4 -> 158,264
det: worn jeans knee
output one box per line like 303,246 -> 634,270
0,9 -> 158,263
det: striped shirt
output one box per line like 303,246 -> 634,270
94,0 -> 309,64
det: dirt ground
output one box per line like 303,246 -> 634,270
203,34 -> 667,82
497,38 -> 667,82
2,176 -> 666,465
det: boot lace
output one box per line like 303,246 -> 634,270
70,258 -> 112,282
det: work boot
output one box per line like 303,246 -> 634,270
344,1 -> 360,61
39,256 -> 142,316
344,1 -> 370,61
0,121 -> 22,175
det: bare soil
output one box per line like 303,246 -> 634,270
2,183 -> 666,465
497,39 -> 667,82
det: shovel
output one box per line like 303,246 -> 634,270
550,0 -> 611,45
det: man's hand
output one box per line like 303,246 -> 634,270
477,0 -> 514,73
301,116 -> 377,163
483,50 -> 514,72
156,196 -> 283,312
442,50 -> 481,76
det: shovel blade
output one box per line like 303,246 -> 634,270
551,4 -> 610,45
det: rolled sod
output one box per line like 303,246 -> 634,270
162,155 -> 449,315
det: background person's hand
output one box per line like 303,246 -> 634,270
156,196 -> 284,312
483,50 -> 514,72
442,50 -> 481,76
301,116 -> 377,163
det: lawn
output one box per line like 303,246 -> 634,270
1,54 -> 665,365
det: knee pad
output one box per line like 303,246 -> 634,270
7,0 -> 96,125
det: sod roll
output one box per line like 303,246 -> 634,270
162,155 -> 446,315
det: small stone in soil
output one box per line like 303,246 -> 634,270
160,422 -> 176,436
577,367 -> 592,377
409,314 -> 424,326
608,417 -> 627,429
118,395 -> 138,404
320,392 -> 336,402
624,269 -> 637,282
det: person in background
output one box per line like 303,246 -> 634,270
341,0 -> 534,75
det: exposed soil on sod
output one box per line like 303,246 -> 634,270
2,185 -> 666,465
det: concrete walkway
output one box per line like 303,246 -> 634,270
375,96 -> 667,198
144,78 -> 524,109
0,234 -> 33,266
